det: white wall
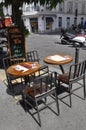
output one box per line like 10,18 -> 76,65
38,16 -> 45,32
22,0 -> 86,33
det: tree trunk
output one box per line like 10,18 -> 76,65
12,0 -> 20,24
11,0 -> 25,33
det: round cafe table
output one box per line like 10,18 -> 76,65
7,62 -> 41,77
44,54 -> 73,73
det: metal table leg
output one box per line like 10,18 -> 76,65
59,65 -> 65,73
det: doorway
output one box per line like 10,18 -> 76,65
30,18 -> 38,33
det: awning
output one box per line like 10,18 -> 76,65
46,17 -> 53,22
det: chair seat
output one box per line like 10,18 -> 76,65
24,86 -> 35,97
24,82 -> 46,98
8,74 -> 20,80
35,70 -> 47,77
57,73 -> 69,84
57,72 -> 79,84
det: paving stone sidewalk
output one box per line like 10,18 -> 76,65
0,33 -> 86,130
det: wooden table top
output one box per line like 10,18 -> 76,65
7,62 -> 41,77
44,54 -> 73,65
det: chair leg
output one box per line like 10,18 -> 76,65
7,78 -> 12,89
58,80 -> 60,87
22,93 -> 27,112
7,79 -> 15,94
23,76 -> 30,85
69,83 -> 72,107
55,90 -> 60,115
83,76 -> 86,99
44,97 -> 47,103
35,99 -> 41,126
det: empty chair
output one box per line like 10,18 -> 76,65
24,50 -> 40,84
3,56 -> 25,93
22,72 -> 60,126
57,60 -> 86,107
25,50 -> 50,84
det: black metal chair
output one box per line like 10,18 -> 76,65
22,71 -> 60,126
25,50 -> 50,84
3,56 -> 26,94
57,60 -> 86,107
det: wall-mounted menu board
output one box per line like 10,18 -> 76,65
7,26 -> 26,59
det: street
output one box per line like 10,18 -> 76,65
26,33 -> 86,72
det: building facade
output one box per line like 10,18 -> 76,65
22,0 -> 86,33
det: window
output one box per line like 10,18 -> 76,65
46,17 -> 53,30
81,17 -> 84,27
66,17 -> 70,28
30,18 -> 38,32
67,1 -> 73,13
58,17 -> 62,27
82,3 -> 85,14
74,17 -> 77,26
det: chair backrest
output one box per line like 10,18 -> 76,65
27,65 -> 49,84
3,57 -> 12,71
10,58 -> 25,65
69,60 -> 86,82
26,50 -> 40,63
3,56 -> 25,74
33,72 -> 57,99
37,65 -> 49,77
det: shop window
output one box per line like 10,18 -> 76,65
58,17 -> 62,28
66,17 -> 70,28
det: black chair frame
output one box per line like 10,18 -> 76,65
57,60 -> 86,107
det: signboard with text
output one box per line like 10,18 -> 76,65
7,26 -> 26,59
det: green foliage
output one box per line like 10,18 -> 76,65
30,0 -> 64,8
49,0 -> 64,8
24,28 -> 30,36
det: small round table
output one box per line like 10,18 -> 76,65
7,62 -> 41,77
44,54 -> 73,73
